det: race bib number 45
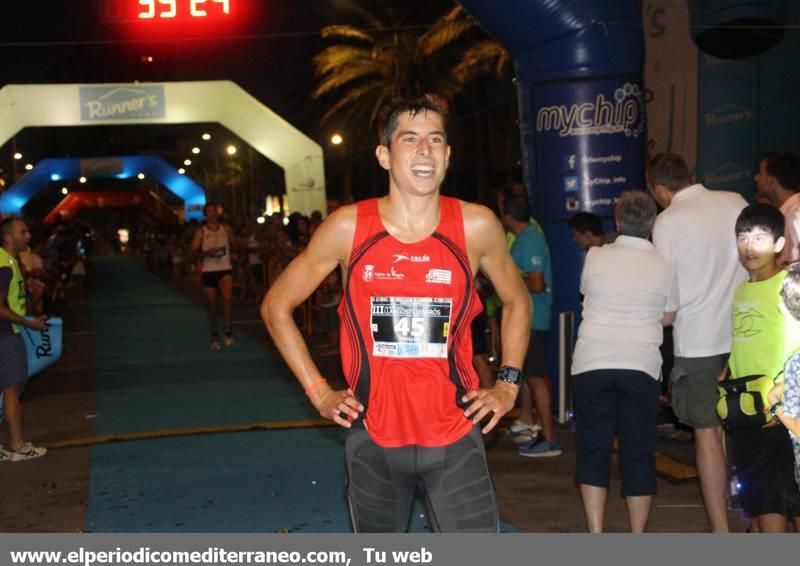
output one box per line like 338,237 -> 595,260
370,297 -> 452,358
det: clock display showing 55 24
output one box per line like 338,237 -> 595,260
137,0 -> 230,19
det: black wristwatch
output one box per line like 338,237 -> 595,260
496,365 -> 522,386
769,401 -> 784,418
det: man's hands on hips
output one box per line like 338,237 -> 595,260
311,385 -> 364,428
462,381 -> 519,434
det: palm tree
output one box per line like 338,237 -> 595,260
312,4 -> 510,140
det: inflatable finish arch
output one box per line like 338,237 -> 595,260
43,190 -> 180,226
0,81 -> 325,217
0,156 -> 203,221
459,0 -> 646,414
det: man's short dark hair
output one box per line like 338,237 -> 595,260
568,212 -> 603,236
615,191 -> 657,238
781,262 -> 800,321
763,152 -> 800,192
503,195 -> 531,223
647,152 -> 691,192
377,94 -> 449,148
735,203 -> 785,240
203,202 -> 219,215
0,217 -> 19,243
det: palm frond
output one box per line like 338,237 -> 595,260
417,7 -> 475,58
313,59 -> 383,99
451,41 -> 510,86
311,5 -> 510,136
312,45 -> 374,76
320,25 -> 375,44
327,0 -> 386,31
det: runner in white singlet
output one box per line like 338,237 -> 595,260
191,203 -> 237,350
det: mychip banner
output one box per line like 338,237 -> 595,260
532,77 -> 647,220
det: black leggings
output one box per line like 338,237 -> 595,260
344,425 -> 499,533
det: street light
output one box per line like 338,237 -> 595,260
331,133 -> 343,145
226,145 -> 237,156
61,187 -> 69,195
192,147 -> 200,154
137,173 -> 145,180
79,177 -> 87,183
184,159 -> 192,166
178,168 -> 185,174
13,153 -> 22,160
24,163 -> 33,170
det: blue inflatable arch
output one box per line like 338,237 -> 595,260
0,156 -> 206,221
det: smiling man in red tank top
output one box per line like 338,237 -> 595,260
261,95 -> 531,532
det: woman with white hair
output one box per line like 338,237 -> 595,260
571,190 -> 677,533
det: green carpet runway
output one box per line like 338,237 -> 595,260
84,257 -> 441,532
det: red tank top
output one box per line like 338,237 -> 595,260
339,196 -> 482,447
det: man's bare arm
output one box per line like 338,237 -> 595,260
260,206 -> 363,427
461,204 -> 531,433
474,208 -> 531,373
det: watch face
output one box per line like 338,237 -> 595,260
498,366 -> 521,384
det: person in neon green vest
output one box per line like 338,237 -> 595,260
0,218 -> 48,462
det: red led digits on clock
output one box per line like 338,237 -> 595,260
137,0 -> 230,19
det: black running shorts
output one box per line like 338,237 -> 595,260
201,269 -> 232,289
344,425 -> 499,533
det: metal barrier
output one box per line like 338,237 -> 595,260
558,311 -> 575,425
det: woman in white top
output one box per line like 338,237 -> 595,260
571,191 -> 677,533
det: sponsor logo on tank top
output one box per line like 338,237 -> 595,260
425,269 -> 452,285
363,265 -> 375,282
362,264 -> 405,282
391,253 -> 431,263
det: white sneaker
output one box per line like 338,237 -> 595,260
8,442 -> 47,461
512,430 -> 540,445
509,419 -> 542,434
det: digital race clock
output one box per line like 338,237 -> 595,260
100,0 -> 236,24
137,0 -> 230,20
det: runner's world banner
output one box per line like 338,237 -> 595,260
80,85 -> 166,121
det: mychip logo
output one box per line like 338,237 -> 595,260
536,83 -> 644,138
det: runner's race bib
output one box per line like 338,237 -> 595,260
370,297 -> 452,358
209,246 -> 227,258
